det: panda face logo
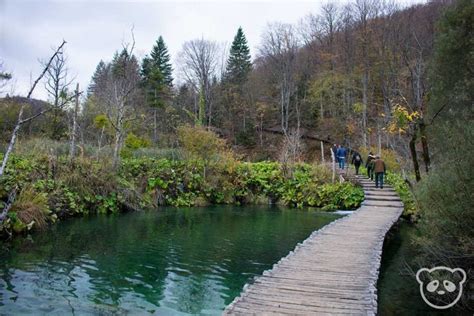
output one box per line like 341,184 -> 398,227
416,266 -> 467,309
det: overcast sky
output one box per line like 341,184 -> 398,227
1,0 -> 426,100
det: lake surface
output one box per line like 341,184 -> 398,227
0,206 -> 341,315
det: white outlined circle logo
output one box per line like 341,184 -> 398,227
416,266 -> 467,309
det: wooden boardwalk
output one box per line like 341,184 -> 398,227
224,174 -> 403,315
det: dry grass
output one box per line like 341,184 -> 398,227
12,187 -> 50,230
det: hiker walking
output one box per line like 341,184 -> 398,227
366,152 -> 375,180
331,144 -> 339,164
336,145 -> 347,169
373,155 -> 386,189
351,151 -> 363,175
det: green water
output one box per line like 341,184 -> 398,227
0,206 -> 341,315
377,221 -> 461,315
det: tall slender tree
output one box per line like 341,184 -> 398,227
92,48 -> 141,167
141,36 -> 173,142
178,39 -> 220,126
260,22 -> 299,134
223,27 -> 253,142
225,27 -> 252,84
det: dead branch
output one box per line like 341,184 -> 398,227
0,187 -> 17,223
27,40 -> 66,99
0,40 -> 67,179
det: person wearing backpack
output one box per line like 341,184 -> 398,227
373,155 -> 386,189
366,152 -> 375,180
351,151 -> 363,175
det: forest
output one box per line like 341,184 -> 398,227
0,0 -> 472,313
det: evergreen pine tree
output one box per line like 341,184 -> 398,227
88,60 -> 107,95
142,36 -> 173,88
141,36 -> 173,108
225,27 -> 252,84
224,27 -> 253,144
152,36 -> 173,87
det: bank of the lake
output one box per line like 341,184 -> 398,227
0,155 -> 363,238
0,205 -> 342,315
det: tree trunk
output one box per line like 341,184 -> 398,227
0,106 -> 24,177
0,188 -> 17,223
97,126 -> 105,161
153,108 -> 158,144
362,72 -> 368,148
69,83 -> 79,160
320,94 -> 324,121
409,130 -> 421,182
112,131 -> 123,169
377,126 -> 382,156
321,141 -> 325,163
331,147 -> 336,183
419,120 -> 431,173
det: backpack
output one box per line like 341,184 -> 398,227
355,155 -> 361,162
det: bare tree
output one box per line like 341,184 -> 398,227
353,0 -> 378,148
69,83 -> 80,160
320,2 -> 341,70
259,22 -> 299,134
178,39 -> 220,126
1,41 -> 67,179
95,47 -> 141,167
339,4 -> 357,114
43,46 -> 74,139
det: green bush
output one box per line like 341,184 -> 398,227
385,172 -> 418,220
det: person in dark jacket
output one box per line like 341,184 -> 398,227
336,145 -> 347,169
331,144 -> 339,163
351,151 -> 363,175
373,155 -> 386,189
366,152 -> 375,180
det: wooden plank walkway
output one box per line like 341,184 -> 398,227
224,174 -> 403,315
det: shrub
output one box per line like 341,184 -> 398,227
281,164 -> 363,210
124,133 -> 151,150
385,172 -> 418,220
178,125 -> 224,159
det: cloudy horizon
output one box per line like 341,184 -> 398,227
1,0 -> 426,101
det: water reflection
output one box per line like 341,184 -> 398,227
0,206 -> 341,315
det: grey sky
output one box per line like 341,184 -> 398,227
1,0 -> 425,100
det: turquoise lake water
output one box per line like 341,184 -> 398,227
0,206 -> 341,315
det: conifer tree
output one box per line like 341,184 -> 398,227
141,36 -> 173,108
225,27 -> 252,84
142,36 -> 173,89
224,27 -> 253,143
141,36 -> 173,142
88,60 -> 107,95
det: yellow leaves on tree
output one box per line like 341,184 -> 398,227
386,105 -> 420,134
346,121 -> 357,136
353,102 -> 364,114
177,125 -> 236,165
93,114 -> 109,129
177,125 -> 238,177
